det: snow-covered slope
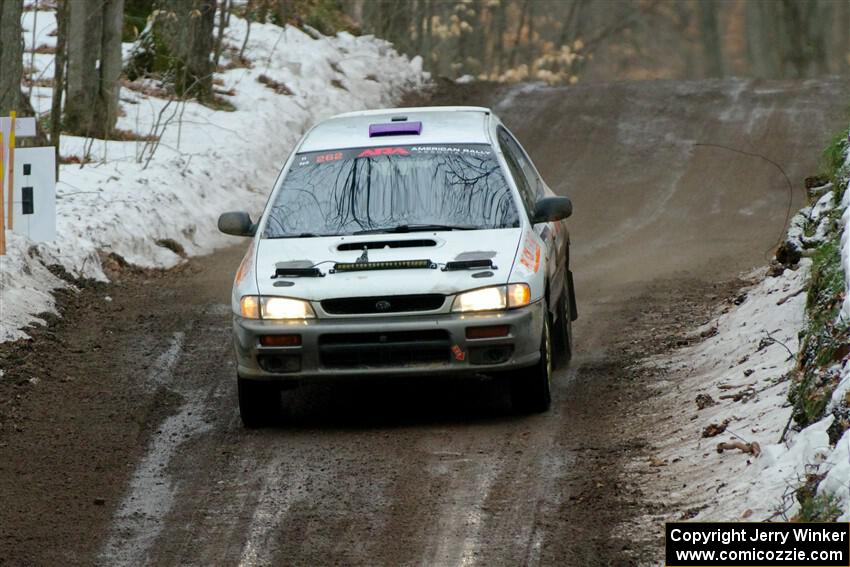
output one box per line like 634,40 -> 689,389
642,265 -> 812,521
638,133 -> 850,525
1,11 -> 425,342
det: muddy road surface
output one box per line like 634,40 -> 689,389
1,78 -> 847,566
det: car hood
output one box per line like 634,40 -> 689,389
254,229 -> 522,300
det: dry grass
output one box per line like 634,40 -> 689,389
59,155 -> 93,165
121,78 -> 172,99
28,44 -> 56,55
109,128 -> 159,142
257,74 -> 293,95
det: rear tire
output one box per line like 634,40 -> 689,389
511,310 -> 552,413
238,377 -> 281,428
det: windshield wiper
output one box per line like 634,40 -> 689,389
353,224 -> 478,235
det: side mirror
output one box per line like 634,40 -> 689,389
532,196 -> 572,224
218,211 -> 256,237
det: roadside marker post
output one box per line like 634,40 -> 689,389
0,133 -> 4,256
7,111 -> 14,231
0,115 -> 38,256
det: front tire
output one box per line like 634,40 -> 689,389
552,287 -> 573,368
238,377 -> 281,428
510,310 -> 553,413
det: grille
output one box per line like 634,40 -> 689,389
321,294 -> 445,315
319,330 -> 451,368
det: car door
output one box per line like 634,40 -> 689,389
497,127 -> 568,307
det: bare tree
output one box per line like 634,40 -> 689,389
508,0 -> 530,68
213,0 -> 230,68
100,0 -> 124,133
65,0 -> 125,137
155,0 -> 217,100
699,0 -> 724,77
51,0 -> 69,172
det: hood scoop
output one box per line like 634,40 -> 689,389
272,260 -> 324,279
337,239 -> 436,251
442,259 -> 497,271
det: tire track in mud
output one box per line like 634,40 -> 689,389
416,447 -> 501,567
237,463 -> 310,567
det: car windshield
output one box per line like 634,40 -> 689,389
262,144 -> 520,238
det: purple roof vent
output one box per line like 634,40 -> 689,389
369,121 -> 422,137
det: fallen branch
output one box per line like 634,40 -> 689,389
777,287 -> 807,306
717,440 -> 762,457
762,330 -> 796,361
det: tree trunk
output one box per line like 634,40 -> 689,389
699,0 -> 724,77
425,0 -> 433,68
558,0 -> 580,47
0,0 -> 23,116
65,0 -> 124,137
415,0 -> 425,56
98,0 -> 124,137
494,0 -> 505,74
51,0 -> 69,171
214,0 -> 229,69
526,0 -> 535,70
65,0 -> 102,134
509,0 -> 529,69
156,0 -> 217,100
746,0 -> 781,77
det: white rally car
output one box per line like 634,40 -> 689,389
219,106 -> 577,427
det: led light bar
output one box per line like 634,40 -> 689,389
332,259 -> 435,272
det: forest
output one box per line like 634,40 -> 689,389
0,0 -> 847,150
354,0 -> 850,83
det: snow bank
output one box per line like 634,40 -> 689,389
639,265 -> 812,521
1,11 -> 425,342
639,132 -> 850,524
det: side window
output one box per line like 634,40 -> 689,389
498,128 -> 535,217
501,127 -> 546,199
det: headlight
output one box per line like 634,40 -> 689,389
451,284 -> 531,313
240,296 -> 315,319
452,286 -> 506,312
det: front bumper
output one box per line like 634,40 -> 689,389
233,301 -> 544,382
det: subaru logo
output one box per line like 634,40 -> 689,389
375,300 -> 391,312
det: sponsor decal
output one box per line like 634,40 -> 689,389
234,241 -> 255,285
357,147 -> 410,158
451,344 -> 466,362
296,144 -> 494,166
519,233 -> 541,273
315,151 -> 342,164
409,145 -> 492,156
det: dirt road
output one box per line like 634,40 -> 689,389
1,78 -> 847,566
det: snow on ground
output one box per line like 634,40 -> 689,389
637,265 -> 812,522
634,135 -> 850,528
1,10 -> 425,342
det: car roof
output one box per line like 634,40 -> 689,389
298,106 -> 494,152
